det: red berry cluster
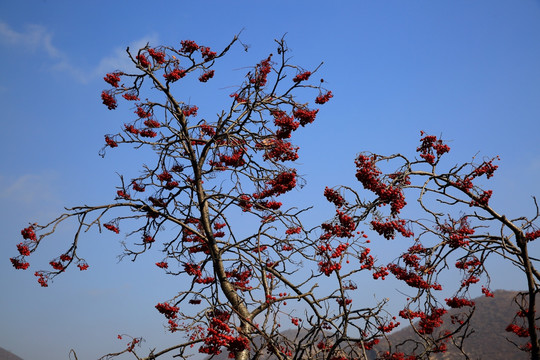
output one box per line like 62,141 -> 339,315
256,200 -> 282,210
378,320 -> 400,333
293,107 -> 318,126
388,263 -> 440,290
199,70 -> 215,82
132,181 -> 145,192
259,139 -> 299,162
10,258 -> 30,270
445,297 -> 475,308
49,256 -> 70,271
318,260 -> 341,276
140,129 -> 157,138
292,71 -> 311,83
21,226 -> 37,241
371,219 -> 413,240
254,170 -> 297,199
34,271 -> 48,287
225,268 -> 252,291
285,227 -> 301,235
104,135 -> 118,148
180,40 -> 199,54
249,55 -> 272,87
320,210 -> 356,240
399,307 -> 447,335
238,195 -> 252,212
416,132 -> 450,165
355,155 -> 407,216
104,72 -> 122,88
359,338 -> 380,350
200,124 -> 216,137
525,229 -> 540,241
116,190 -> 130,199
182,220 -> 210,255
359,248 -> 374,270
219,148 -> 246,167
144,119 -> 161,128
506,323 -> 530,338
438,216 -> 475,248
135,106 -> 152,118
148,48 -> 166,64
136,54 -> 151,68
460,275 -> 480,288
155,302 -> 179,319
164,68 -> 187,82
336,298 -> 353,306
272,110 -> 299,139
470,190 -> 492,207
182,105 -> 198,117
379,351 -> 419,360
324,187 -> 346,208
122,93 -> 139,101
372,267 -> 389,280
201,46 -> 217,61
198,309 -> 250,357
11,227 -> 38,270
104,223 -> 120,234
472,158 -> 499,179
101,91 -> 117,110
16,243 -> 31,256
229,92 -> 247,103
149,197 -> 167,208
315,91 -> 333,104
450,157 -> 499,207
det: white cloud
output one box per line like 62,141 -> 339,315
0,172 -> 64,226
93,34 -> 159,76
0,21 -> 159,83
0,172 -> 60,205
0,22 -> 61,58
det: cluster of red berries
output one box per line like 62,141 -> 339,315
445,297 -> 475,308
164,68 -> 187,82
148,48 -> 166,64
136,54 -> 151,68
292,71 -> 311,83
416,132 -> 450,165
199,70 -> 215,82
104,72 -> 122,87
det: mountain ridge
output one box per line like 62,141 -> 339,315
0,347 -> 24,360
205,289 -> 532,359
382,289 -> 531,359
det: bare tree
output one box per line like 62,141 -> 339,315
10,35 -> 538,360
10,35 -> 399,360
330,132 -> 539,359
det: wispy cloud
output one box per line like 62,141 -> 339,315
0,22 -> 61,58
0,172 -> 64,224
0,21 -> 159,83
0,172 -> 60,205
93,35 -> 159,77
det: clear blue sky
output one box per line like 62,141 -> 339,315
1,1 -> 539,360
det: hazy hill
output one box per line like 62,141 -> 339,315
383,290 -> 531,360
205,290 -> 532,360
1,291 -> 533,360
0,347 -> 23,360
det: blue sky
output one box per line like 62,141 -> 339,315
1,1 -> 540,360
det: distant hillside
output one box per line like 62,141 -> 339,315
0,347 -> 23,360
383,290 -> 531,360
205,290 -> 533,360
